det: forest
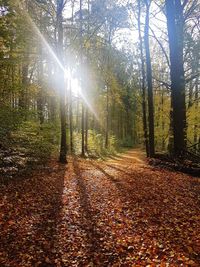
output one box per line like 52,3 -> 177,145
0,0 -> 200,266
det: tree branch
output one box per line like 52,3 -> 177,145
153,77 -> 170,90
149,27 -> 170,67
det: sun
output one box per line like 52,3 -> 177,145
70,78 -> 81,96
65,69 -> 81,96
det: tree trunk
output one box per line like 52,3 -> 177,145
19,62 -> 29,110
80,0 -> 85,157
161,89 -> 165,151
166,0 -> 186,157
81,104 -> 85,156
105,26 -> 112,150
48,63 -> 56,122
137,0 -> 149,157
69,77 -> 74,153
144,0 -> 155,157
76,98 -> 80,132
105,85 -> 109,149
57,0 -> 67,163
85,107 -> 88,152
37,51 -> 44,124
194,77 -> 199,145
84,0 -> 90,153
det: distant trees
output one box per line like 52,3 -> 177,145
0,0 -> 199,167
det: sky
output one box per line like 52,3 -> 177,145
63,0 -> 167,52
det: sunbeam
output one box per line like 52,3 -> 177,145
1,0 -> 199,264
13,0 -> 100,123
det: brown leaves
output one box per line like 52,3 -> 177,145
7,220 -> 15,226
0,150 -> 200,266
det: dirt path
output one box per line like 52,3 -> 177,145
0,149 -> 200,266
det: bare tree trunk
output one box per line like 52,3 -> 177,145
84,0 -> 90,153
144,0 -> 155,157
57,0 -> 67,163
161,89 -> 165,151
194,78 -> 199,145
69,78 -> 74,153
81,105 -> 85,156
76,98 -> 80,132
105,85 -> 109,149
80,0 -> 85,157
137,0 -> 149,157
37,46 -> 44,124
19,62 -> 29,110
105,26 -> 112,149
69,0 -> 75,153
166,0 -> 186,157
48,63 -> 56,122
85,108 -> 88,151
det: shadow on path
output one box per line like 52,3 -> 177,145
0,163 -> 66,267
104,163 -> 132,175
73,158 -> 113,266
87,159 -> 200,265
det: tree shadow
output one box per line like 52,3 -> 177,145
107,154 -> 122,160
88,160 -> 128,187
72,158 -> 118,266
0,163 -> 66,267
104,163 -> 131,175
87,160 -> 200,265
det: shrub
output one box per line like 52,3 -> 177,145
0,105 -> 24,141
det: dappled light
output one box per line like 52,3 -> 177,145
0,0 -> 199,266
1,151 -> 200,266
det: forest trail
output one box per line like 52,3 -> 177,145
0,149 -> 200,267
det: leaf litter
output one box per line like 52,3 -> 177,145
0,150 -> 200,266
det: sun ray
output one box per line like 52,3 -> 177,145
13,0 -> 101,123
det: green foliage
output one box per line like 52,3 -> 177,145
72,130 -> 119,157
154,94 -> 170,151
0,105 -> 24,140
88,131 -> 119,156
88,131 -> 106,156
12,121 -> 60,163
120,136 -> 135,148
0,0 -> 199,166
187,103 -> 200,144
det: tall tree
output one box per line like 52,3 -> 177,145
57,0 -> 67,163
80,0 -> 85,157
144,0 -> 155,157
165,0 -> 187,157
137,0 -> 149,157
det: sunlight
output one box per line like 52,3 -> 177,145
71,78 -> 81,96
1,0 -> 199,264
64,69 -> 81,96
14,0 -> 100,123
14,0 -> 65,73
64,67 -> 100,122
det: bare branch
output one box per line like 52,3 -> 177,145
153,77 -> 170,90
185,73 -> 200,84
149,27 -> 170,67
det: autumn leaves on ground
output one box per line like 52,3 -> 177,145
0,150 -> 200,267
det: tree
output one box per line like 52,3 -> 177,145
137,0 -> 149,157
57,0 -> 67,163
144,0 -> 155,157
165,0 -> 187,157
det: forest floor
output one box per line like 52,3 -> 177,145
0,149 -> 200,267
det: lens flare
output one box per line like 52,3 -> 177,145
13,0 -> 100,123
